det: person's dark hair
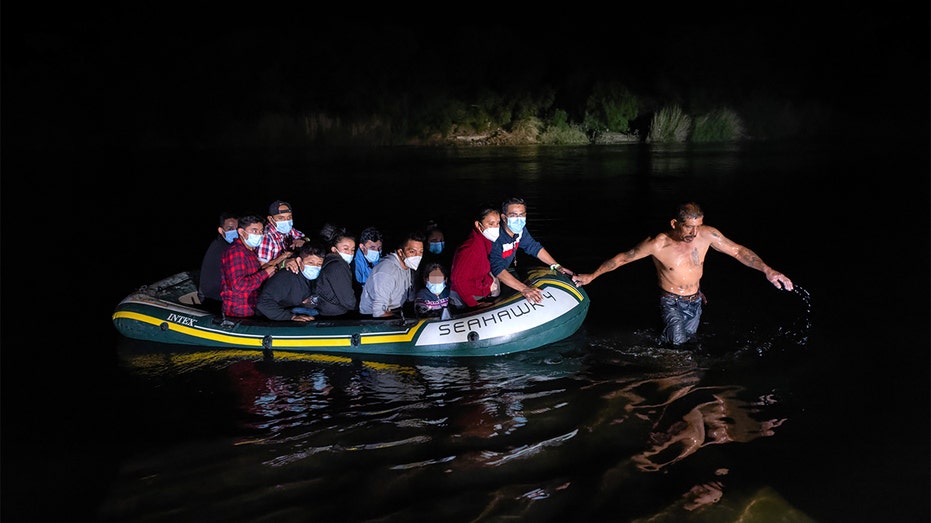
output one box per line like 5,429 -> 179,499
676,202 -> 704,222
319,223 -> 356,248
425,220 -> 444,241
299,239 -> 327,260
421,261 -> 448,282
218,211 -> 237,226
238,215 -> 264,229
475,203 -> 499,222
501,196 -> 526,214
397,231 -> 426,251
359,226 -> 382,244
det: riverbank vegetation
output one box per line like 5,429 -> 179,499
217,80 -> 836,148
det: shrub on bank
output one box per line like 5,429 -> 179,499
539,110 -> 589,145
647,105 -> 691,143
691,107 -> 746,143
583,81 -> 639,134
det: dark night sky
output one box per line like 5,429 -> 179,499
4,5 -> 928,147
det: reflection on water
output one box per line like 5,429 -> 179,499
104,334 -> 807,522
628,377 -> 785,473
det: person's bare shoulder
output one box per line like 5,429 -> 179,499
649,232 -> 673,248
699,225 -> 729,245
700,224 -> 723,238
625,234 -> 667,258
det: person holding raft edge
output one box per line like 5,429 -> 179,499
571,201 -> 794,346
490,196 -> 574,304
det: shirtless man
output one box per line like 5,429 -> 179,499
572,202 -> 793,345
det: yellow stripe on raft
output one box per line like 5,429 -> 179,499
539,278 -> 585,301
114,310 -> 267,347
359,320 -> 427,345
113,310 -> 430,348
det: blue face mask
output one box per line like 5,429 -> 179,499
426,281 -> 446,295
428,242 -> 444,254
224,230 -> 238,243
507,216 -> 526,234
275,219 -> 293,234
364,248 -> 380,264
302,265 -> 321,280
339,252 -> 353,264
245,233 -> 263,248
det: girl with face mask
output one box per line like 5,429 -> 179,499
420,220 -> 455,289
313,225 -> 359,317
415,262 -> 465,318
450,204 -> 503,308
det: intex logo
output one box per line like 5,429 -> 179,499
436,291 -> 554,336
167,313 -> 197,327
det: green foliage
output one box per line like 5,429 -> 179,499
584,81 -> 639,133
647,105 -> 691,143
508,117 -> 544,143
539,111 -> 589,144
690,107 -> 746,143
550,109 -> 571,131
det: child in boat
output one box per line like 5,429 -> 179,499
414,261 -> 465,319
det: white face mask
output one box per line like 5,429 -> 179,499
481,227 -> 499,242
338,252 -> 353,264
404,255 -> 422,271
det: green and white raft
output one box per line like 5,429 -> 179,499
112,267 -> 590,358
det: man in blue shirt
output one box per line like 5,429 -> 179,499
489,197 -> 574,304
353,226 -> 383,289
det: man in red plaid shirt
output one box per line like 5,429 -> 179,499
221,215 -> 280,318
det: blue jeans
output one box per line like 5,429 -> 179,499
659,292 -> 703,345
291,307 -> 319,316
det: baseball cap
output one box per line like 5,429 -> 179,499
268,200 -> 292,216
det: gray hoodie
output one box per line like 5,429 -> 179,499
358,253 -> 414,316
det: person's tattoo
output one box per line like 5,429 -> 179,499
740,250 -> 762,268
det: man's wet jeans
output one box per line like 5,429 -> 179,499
659,293 -> 702,345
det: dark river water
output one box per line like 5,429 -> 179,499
4,139 -> 928,522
